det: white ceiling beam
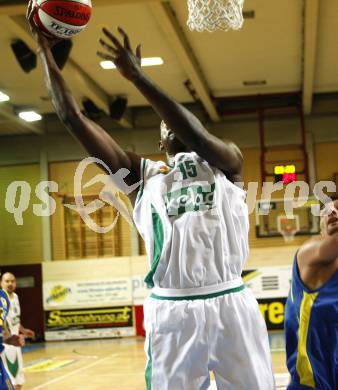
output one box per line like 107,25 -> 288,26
0,0 -> 163,16
302,0 -> 319,115
2,15 -> 132,128
0,102 -> 43,134
149,2 -> 220,121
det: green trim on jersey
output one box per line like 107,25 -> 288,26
145,336 -> 152,390
150,284 -> 245,301
136,158 -> 147,204
144,205 -> 164,288
5,352 -> 19,378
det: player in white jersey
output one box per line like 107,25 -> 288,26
27,4 -> 274,387
1,273 -> 35,390
132,135 -> 275,389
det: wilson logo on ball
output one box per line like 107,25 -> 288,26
33,0 -> 92,39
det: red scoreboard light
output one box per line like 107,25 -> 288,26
274,165 -> 297,184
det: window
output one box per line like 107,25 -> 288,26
63,194 -> 131,259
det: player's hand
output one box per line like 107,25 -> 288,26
26,0 -> 39,40
24,328 -> 36,339
26,0 -> 61,49
5,335 -> 25,347
97,26 -> 142,82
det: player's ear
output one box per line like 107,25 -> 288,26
159,140 -> 164,151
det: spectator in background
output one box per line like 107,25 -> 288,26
1,273 -> 35,390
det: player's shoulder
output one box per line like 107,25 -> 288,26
0,290 -> 9,309
298,236 -> 322,258
12,292 -> 20,303
301,235 -> 322,249
142,158 -> 171,178
188,152 -> 243,182
297,236 -> 320,261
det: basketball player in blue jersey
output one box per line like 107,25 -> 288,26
0,288 -> 24,390
285,198 -> 338,390
27,2 -> 275,388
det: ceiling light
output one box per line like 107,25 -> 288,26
0,91 -> 10,102
100,61 -> 115,70
18,111 -> 42,122
141,57 -> 164,67
100,57 -> 164,70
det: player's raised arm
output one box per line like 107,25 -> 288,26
97,27 -> 243,181
298,199 -> 338,266
26,2 -> 141,203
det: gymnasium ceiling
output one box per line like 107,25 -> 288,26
0,0 -> 337,136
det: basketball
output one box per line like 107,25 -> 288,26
33,0 -> 92,39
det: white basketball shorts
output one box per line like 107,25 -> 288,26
2,344 -> 25,386
143,284 -> 275,390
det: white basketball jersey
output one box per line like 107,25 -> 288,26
5,293 -> 21,336
133,152 -> 249,289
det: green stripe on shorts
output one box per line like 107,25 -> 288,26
150,284 -> 245,301
145,335 -> 152,390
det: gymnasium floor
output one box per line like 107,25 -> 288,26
23,332 -> 289,389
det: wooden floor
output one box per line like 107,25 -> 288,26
23,334 -> 288,390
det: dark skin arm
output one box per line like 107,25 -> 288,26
97,27 -> 243,182
4,334 -> 25,347
26,2 -> 141,205
19,324 -> 35,339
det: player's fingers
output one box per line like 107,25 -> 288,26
27,1 -> 33,21
96,51 -> 116,62
29,0 -> 37,19
27,0 -> 34,15
117,26 -> 131,51
102,27 -> 123,51
136,44 -> 142,61
26,0 -> 31,19
99,38 -> 118,55
28,2 -> 37,25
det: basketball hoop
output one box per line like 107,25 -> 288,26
277,215 -> 300,243
187,0 -> 245,32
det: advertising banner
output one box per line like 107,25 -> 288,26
44,306 -> 134,341
43,278 -> 132,309
242,266 -> 292,299
132,275 -> 150,305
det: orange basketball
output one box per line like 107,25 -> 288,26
33,0 -> 92,39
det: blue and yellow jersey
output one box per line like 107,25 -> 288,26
285,255 -> 338,390
0,288 -> 10,353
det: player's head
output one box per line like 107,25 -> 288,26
159,121 -> 188,156
320,197 -> 338,236
1,272 -> 16,295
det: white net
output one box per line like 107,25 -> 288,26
280,227 -> 297,243
187,0 -> 245,32
277,215 -> 300,243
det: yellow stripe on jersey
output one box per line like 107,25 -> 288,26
6,378 -> 13,390
290,281 -> 294,303
296,291 -> 319,387
3,290 -> 9,300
